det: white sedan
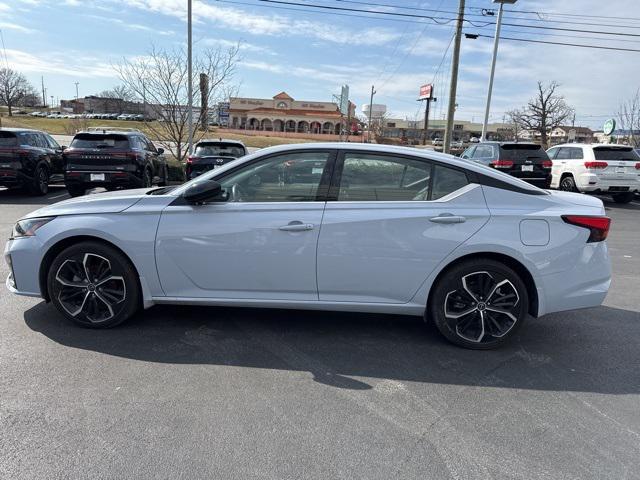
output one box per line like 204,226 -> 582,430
5,143 -> 611,349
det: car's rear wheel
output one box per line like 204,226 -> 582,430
428,259 -> 529,349
66,184 -> 86,197
28,164 -> 49,196
559,174 -> 577,192
47,241 -> 140,328
612,192 -> 634,204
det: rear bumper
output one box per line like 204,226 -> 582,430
577,173 -> 640,192
65,171 -> 142,188
0,169 -> 32,187
509,172 -> 552,188
537,241 -> 611,316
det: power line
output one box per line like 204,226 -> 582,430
254,0 -> 640,39
472,33 -> 640,53
500,7 -> 640,24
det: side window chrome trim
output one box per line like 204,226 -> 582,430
326,184 -> 480,204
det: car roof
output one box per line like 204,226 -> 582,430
196,138 -> 246,146
479,141 -> 541,147
550,143 -> 633,148
239,142 -> 544,194
76,129 -> 140,136
0,127 -> 42,133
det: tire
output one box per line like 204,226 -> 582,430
28,163 -> 49,196
559,174 -> 577,192
157,165 -> 168,187
142,168 -> 153,188
66,184 -> 86,197
47,241 -> 140,328
428,258 -> 529,350
612,192 -> 634,204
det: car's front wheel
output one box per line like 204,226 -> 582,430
47,241 -> 141,328
428,258 -> 529,349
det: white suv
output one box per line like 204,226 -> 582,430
547,143 -> 640,203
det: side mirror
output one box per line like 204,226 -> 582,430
157,147 -> 164,154
183,180 -> 224,204
60,145 -> 67,151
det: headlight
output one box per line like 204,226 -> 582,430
11,217 -> 55,239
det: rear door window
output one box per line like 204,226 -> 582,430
569,148 -> 584,159
0,132 -> 18,147
70,134 -> 130,149
555,148 -> 572,160
593,147 -> 639,161
473,145 -> 494,159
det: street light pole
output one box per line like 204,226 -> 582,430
367,85 -> 375,143
481,0 -> 516,141
443,0 -> 465,154
74,82 -> 79,113
187,0 -> 193,155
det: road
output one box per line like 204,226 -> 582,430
0,188 -> 639,479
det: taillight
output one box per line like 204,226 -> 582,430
491,159 -> 514,169
542,160 -> 553,168
187,156 -> 196,164
584,161 -> 608,169
562,215 -> 611,242
635,162 -> 640,170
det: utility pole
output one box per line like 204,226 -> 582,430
443,0 -> 465,154
187,0 -> 194,155
367,85 -> 376,143
74,82 -> 79,113
481,0 -> 516,141
142,80 -> 147,121
50,95 -> 54,111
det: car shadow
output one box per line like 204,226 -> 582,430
24,302 -> 640,394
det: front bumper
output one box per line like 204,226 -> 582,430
4,237 -> 45,298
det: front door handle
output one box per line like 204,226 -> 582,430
429,214 -> 466,224
279,221 -> 314,232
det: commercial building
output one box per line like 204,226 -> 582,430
381,118 -> 513,143
60,96 -> 151,116
228,92 -> 354,134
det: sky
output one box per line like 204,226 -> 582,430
1,0 -> 639,129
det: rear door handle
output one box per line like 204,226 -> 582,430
429,214 -> 466,224
279,221 -> 315,231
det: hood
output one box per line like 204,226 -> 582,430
547,191 -> 605,209
24,188 -> 153,219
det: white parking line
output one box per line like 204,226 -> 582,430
48,192 -> 69,200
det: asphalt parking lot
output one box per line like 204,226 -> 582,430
1,187 -> 639,480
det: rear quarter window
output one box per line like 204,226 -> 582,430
0,132 -> 18,147
431,165 -> 468,200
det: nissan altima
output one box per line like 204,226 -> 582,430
5,143 -> 611,349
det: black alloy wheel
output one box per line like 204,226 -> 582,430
47,242 -> 140,328
559,175 -> 577,192
429,259 -> 529,349
29,164 -> 49,195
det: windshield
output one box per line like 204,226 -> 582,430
195,143 -> 245,157
593,146 -> 639,161
70,133 -> 130,149
0,132 -> 18,147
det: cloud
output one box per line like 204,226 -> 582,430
82,14 -> 174,35
5,48 -> 116,78
0,22 -> 34,33
202,38 -> 277,56
114,0 -> 401,45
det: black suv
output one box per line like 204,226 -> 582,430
0,128 -> 65,195
63,128 -> 168,197
461,142 -> 552,188
185,139 -> 247,179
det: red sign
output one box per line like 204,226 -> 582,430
419,84 -> 433,100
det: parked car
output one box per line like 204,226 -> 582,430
62,127 -> 168,197
6,143 -> 611,350
547,144 -> 640,203
0,128 -> 65,195
461,142 -> 552,188
185,139 -> 247,179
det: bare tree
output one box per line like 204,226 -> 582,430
113,44 -> 239,161
97,85 -> 137,102
505,110 -> 521,141
0,68 -> 37,116
510,81 -> 574,148
617,89 -> 640,146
